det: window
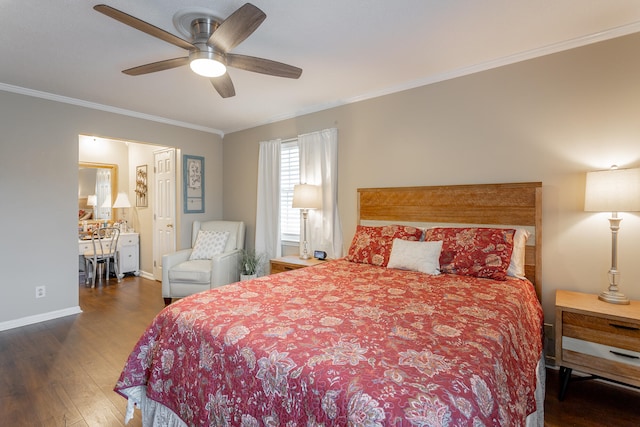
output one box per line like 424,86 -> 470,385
280,140 -> 300,242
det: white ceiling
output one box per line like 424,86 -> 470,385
2,1 -> 640,136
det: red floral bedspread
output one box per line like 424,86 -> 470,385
115,259 -> 543,426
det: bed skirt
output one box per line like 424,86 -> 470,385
526,355 -> 546,427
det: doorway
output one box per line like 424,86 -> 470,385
78,136 -> 177,280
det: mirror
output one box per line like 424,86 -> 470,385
78,162 -> 118,221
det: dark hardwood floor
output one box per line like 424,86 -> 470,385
544,368 -> 639,426
0,276 -> 165,426
1,276 -> 638,426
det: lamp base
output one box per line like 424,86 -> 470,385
299,253 -> 311,260
598,290 -> 630,305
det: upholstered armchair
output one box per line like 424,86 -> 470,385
162,220 -> 245,305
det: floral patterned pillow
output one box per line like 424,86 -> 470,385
189,230 -> 230,260
346,225 -> 424,267
424,227 -> 516,280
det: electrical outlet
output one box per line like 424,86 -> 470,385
35,286 -> 46,299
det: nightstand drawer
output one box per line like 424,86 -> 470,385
562,349 -> 640,385
270,263 -> 295,274
563,337 -> 640,367
563,312 -> 640,352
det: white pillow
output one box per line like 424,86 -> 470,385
507,229 -> 530,279
387,238 -> 443,275
189,230 -> 230,260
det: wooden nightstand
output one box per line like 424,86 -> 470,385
555,290 -> 640,400
270,255 -> 324,274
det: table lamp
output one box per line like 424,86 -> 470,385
113,192 -> 133,231
87,194 -> 97,216
584,166 -> 640,304
292,184 -> 321,259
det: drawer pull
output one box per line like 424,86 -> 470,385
609,323 -> 640,331
609,350 -> 639,360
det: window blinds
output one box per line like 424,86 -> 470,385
280,141 -> 300,242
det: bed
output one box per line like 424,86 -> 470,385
115,182 -> 544,426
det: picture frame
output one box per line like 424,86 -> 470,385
135,165 -> 148,207
183,154 -> 204,213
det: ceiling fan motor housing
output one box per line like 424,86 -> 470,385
190,18 -> 223,58
190,18 -> 219,43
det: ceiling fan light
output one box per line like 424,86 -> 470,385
190,58 -> 226,77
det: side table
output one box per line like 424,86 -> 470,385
555,290 -> 640,400
270,255 -> 325,274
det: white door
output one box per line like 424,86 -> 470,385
153,148 -> 176,281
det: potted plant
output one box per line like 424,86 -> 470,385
239,249 -> 264,281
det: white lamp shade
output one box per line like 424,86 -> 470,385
87,194 -> 97,207
113,192 -> 132,208
292,184 -> 321,209
585,167 -> 640,212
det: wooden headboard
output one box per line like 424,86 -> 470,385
357,182 -> 542,300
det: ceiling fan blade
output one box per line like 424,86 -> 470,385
208,3 -> 266,52
226,54 -> 302,79
210,73 -> 236,98
123,57 -> 189,76
94,4 -> 194,51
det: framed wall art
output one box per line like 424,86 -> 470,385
183,154 -> 204,213
135,165 -> 148,207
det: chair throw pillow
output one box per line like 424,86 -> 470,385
189,230 -> 230,260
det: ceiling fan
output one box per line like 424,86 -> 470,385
94,3 -> 302,98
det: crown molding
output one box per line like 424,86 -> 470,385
4,20 -> 640,137
226,21 -> 640,134
347,20 -> 640,105
0,82 -> 224,137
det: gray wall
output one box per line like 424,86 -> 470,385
0,92 -> 223,327
223,32 -> 640,344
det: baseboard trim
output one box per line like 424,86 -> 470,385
138,271 -> 155,281
0,306 -> 83,332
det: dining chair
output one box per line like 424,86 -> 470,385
84,227 -> 120,288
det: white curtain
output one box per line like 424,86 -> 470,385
95,169 -> 111,220
299,128 -> 343,259
254,139 -> 282,269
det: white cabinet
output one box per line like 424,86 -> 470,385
79,232 -> 139,278
118,233 -> 139,276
